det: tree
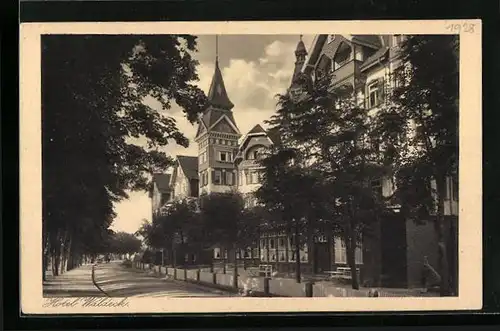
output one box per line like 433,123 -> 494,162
110,232 -> 143,256
42,35 -> 207,279
372,35 -> 459,295
262,71 -> 388,289
199,192 -> 247,287
161,198 -> 202,269
256,145 -> 322,283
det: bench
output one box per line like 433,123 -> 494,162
325,267 -> 360,280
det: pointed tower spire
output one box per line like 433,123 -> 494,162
207,35 -> 234,110
291,35 -> 308,85
215,35 -> 219,63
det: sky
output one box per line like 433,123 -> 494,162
111,34 -> 315,233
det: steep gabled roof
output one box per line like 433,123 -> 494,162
351,35 -> 383,49
196,108 -> 240,138
207,60 -> 234,110
152,173 -> 171,193
177,155 -> 199,180
247,124 -> 266,135
266,127 -> 281,145
360,46 -> 389,71
195,59 -> 240,139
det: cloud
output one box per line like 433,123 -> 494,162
113,35 -> 312,233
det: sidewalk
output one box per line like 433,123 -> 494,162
43,264 -> 104,297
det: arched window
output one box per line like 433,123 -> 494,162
334,42 -> 352,70
246,145 -> 265,160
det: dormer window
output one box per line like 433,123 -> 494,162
334,42 -> 352,70
327,35 -> 336,43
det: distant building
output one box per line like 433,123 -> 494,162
150,173 -> 171,220
170,155 -> 199,200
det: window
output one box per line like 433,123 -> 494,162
392,67 -> 405,89
226,172 -> 233,185
335,237 -> 363,264
199,151 -> 207,165
218,151 -> 232,162
251,171 -> 259,184
280,252 -> 285,261
367,81 -> 382,108
270,239 -> 275,249
327,35 -> 336,43
252,248 -> 259,258
334,238 -> 347,264
279,239 -> 285,247
214,170 -> 221,184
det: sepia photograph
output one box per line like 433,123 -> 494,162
20,21 -> 481,314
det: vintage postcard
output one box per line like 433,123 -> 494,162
20,20 -> 482,314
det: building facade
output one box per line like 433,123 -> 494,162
292,34 -> 458,288
150,34 -> 458,290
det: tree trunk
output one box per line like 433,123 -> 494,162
274,234 -> 279,275
233,246 -> 238,288
326,223 -> 332,272
60,230 -> 70,275
266,238 -> 270,267
344,220 -> 360,290
222,248 -> 227,274
42,231 -> 50,281
243,249 -> 247,270
295,223 -> 301,283
307,224 -> 315,274
52,250 -> 60,277
435,176 -> 451,296
65,234 -> 73,272
285,229 -> 290,276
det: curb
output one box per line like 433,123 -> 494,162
131,266 -> 279,297
91,264 -> 111,297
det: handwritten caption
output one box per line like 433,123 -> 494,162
43,297 -> 130,308
445,21 -> 476,34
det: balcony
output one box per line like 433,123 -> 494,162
329,59 -> 364,91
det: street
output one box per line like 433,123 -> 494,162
44,261 -> 237,298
